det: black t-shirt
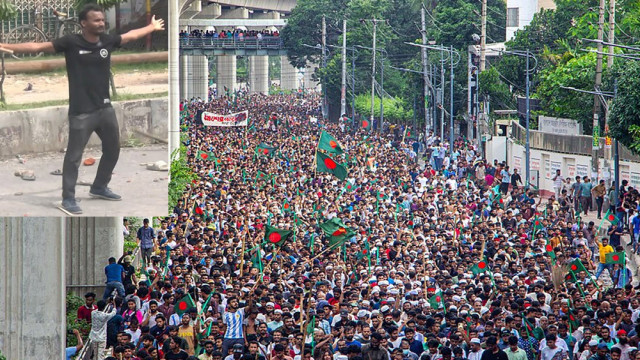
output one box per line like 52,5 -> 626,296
480,349 -> 509,360
165,349 -> 190,360
52,33 -> 122,115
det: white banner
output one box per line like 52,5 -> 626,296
201,110 -> 248,127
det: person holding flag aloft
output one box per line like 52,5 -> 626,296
594,237 -> 614,280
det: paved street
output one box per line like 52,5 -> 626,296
0,145 -> 168,216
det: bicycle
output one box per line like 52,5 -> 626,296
4,8 -> 83,59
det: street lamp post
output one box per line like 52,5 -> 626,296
500,50 -> 537,188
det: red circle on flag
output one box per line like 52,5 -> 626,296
535,221 -> 540,226
284,203 -> 290,209
200,153 -> 208,160
478,261 -> 486,269
435,296 -> 441,302
332,228 -> 347,236
362,120 -> 369,128
608,214 -> 615,221
317,192 -> 323,197
269,232 -> 282,243
260,173 -> 265,177
546,244 -> 552,252
347,185 -> 352,189
569,315 -> 575,320
499,199 -> 504,203
216,159 -> 221,164
178,301 -> 187,311
363,249 -> 368,254
571,264 -> 578,271
329,140 -> 338,148
324,157 -> 337,169
263,149 -> 269,154
612,255 -> 620,261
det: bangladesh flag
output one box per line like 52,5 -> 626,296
567,259 -> 588,275
256,143 -> 276,157
565,271 -> 578,283
344,182 -> 356,192
605,251 -> 625,264
174,294 -> 196,316
192,202 -> 204,216
362,118 -> 372,130
316,151 -> 348,181
282,199 -> 292,213
251,251 -> 263,272
545,243 -> 556,261
263,225 -> 292,247
196,150 -> 214,161
256,171 -> 269,181
318,130 -> 344,155
319,217 -> 356,248
604,210 -> 619,225
568,309 -> 580,330
469,258 -> 489,275
429,291 -> 444,309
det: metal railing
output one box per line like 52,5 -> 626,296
180,36 -> 284,50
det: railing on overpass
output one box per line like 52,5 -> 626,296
180,36 -> 284,51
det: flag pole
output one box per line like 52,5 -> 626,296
305,241 -> 344,264
239,227 -> 247,279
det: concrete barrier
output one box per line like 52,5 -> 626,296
0,98 -> 168,158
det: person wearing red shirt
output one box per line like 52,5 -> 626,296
77,292 -> 98,323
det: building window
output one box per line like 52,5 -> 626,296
507,8 -> 519,27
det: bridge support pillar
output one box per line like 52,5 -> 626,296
0,217 -> 66,360
65,217 -> 124,298
180,55 -> 209,101
304,64 -> 320,91
217,55 -> 237,96
249,55 -> 269,95
281,56 -> 298,90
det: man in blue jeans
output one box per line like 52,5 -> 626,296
137,218 -> 156,266
103,256 -> 125,300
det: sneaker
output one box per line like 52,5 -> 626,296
89,188 -> 122,201
61,198 -> 82,214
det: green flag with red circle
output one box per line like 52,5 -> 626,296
545,242 -> 556,261
174,294 -> 196,316
318,130 -> 344,155
196,150 -> 215,161
319,217 -> 356,248
567,259 -> 588,275
316,151 -> 348,181
470,258 -> 489,275
428,290 -> 445,309
362,118 -> 372,131
605,251 -> 625,264
263,225 -> 292,247
256,143 -> 276,157
605,210 -> 619,225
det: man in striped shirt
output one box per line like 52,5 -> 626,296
222,295 -> 253,356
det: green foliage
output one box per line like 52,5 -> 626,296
168,133 -> 197,213
536,52 -> 598,133
609,61 -> 640,154
0,350 -> 6,360
478,67 -> 514,110
354,94 -> 413,122
0,0 -> 18,21
66,293 -> 91,347
428,0 -> 506,49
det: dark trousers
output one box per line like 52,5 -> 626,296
62,107 -> 120,200
596,197 -> 604,217
222,338 -> 244,357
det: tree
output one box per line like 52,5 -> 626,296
535,53 -> 599,133
609,60 -> 640,154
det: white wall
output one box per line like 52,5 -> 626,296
488,136 -> 640,194
506,0 -> 539,41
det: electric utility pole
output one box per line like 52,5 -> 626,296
421,7 -> 429,137
480,0 -> 487,71
592,0 -> 605,178
341,19 -> 347,117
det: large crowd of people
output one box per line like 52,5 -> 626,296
77,91 -> 640,360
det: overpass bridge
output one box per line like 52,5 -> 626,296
178,0 -> 320,100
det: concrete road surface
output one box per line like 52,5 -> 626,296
0,145 -> 168,216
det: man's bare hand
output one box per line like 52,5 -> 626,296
151,15 -> 165,31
